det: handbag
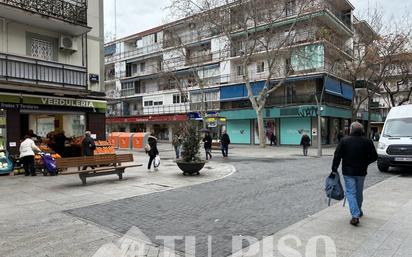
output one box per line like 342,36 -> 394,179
325,171 -> 345,206
154,155 -> 160,168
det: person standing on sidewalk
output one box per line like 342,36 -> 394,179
220,131 -> 230,158
202,132 -> 212,160
300,133 -> 311,156
270,132 -> 277,146
172,134 -> 182,159
332,122 -> 378,226
81,131 -> 96,170
19,135 -> 41,176
146,136 -> 159,172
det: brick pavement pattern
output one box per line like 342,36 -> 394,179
67,155 -> 392,257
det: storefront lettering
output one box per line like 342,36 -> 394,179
298,106 -> 318,117
41,98 -> 95,108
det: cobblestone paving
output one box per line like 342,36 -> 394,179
67,155 -> 393,257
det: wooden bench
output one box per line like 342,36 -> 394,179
56,154 -> 142,185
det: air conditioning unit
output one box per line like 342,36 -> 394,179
59,35 -> 78,52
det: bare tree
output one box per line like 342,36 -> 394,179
347,9 -> 412,136
380,40 -> 412,108
168,0 -> 325,147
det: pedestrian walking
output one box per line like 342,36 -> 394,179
300,133 -> 311,156
332,122 -> 378,226
337,130 -> 344,143
220,131 -> 230,158
19,135 -> 41,176
202,132 -> 213,160
146,136 -> 159,171
172,134 -> 182,159
270,132 -> 277,146
81,131 -> 96,170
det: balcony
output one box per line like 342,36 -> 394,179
0,0 -> 90,35
0,53 -> 87,89
142,103 -> 189,115
105,43 -> 163,64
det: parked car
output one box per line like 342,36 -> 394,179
377,104 -> 412,172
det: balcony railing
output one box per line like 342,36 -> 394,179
141,103 -> 189,115
105,43 -> 163,63
0,53 -> 87,88
0,0 -> 87,26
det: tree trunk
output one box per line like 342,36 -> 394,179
256,108 -> 266,148
366,95 -> 372,138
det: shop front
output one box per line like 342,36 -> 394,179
221,105 -> 352,146
0,93 -> 107,155
106,114 -> 188,142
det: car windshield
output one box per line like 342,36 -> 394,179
383,118 -> 412,137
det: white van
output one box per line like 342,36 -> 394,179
377,104 -> 412,172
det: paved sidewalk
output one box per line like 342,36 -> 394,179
229,175 -> 412,257
0,149 -> 235,257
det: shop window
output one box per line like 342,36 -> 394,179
257,61 -> 265,73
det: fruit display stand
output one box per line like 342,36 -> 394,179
94,140 -> 115,155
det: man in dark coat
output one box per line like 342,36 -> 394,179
270,132 -> 277,146
332,122 -> 378,226
81,131 -> 96,170
300,133 -> 311,156
220,131 -> 230,158
147,136 -> 159,171
337,130 -> 345,143
202,132 -> 213,160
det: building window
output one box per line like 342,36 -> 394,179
169,80 -> 177,89
31,38 -> 54,61
173,94 -> 181,104
140,62 -> 146,72
257,62 -> 265,73
285,0 -> 296,17
237,65 -> 244,76
154,101 -> 163,106
144,101 -> 153,106
121,82 -> 135,96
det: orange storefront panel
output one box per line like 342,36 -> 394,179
108,132 -> 121,148
132,133 -> 145,149
119,133 -> 132,149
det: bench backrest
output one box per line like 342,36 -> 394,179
115,154 -> 134,163
56,154 -> 117,169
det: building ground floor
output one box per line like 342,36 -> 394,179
0,93 -> 106,155
220,105 -> 353,146
106,114 -> 188,141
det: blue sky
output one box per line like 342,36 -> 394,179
103,0 -> 410,41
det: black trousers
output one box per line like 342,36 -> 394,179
22,155 -> 35,175
148,155 -> 156,169
205,147 -> 212,160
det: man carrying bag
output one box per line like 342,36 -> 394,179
331,122 -> 378,226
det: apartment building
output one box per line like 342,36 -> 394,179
0,0 -> 106,154
105,0 -> 358,145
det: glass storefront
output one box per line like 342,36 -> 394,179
254,119 -> 277,144
28,113 -> 86,138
